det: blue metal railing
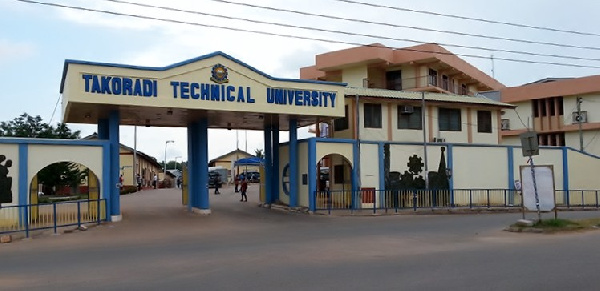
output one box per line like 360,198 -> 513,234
314,189 -> 600,214
0,198 -> 107,237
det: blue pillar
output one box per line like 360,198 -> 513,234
378,142 -> 385,191
102,143 -> 111,219
108,111 -> 121,220
351,140 -> 360,209
97,119 -> 109,139
18,144 -> 28,227
271,125 -> 280,203
263,125 -> 272,204
188,119 -> 210,214
289,119 -> 298,207
308,138 -> 316,212
447,144 -> 454,206
198,118 -> 209,211
187,123 -> 195,211
562,147 -> 569,202
507,146 -> 515,205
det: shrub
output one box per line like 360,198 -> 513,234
120,185 -> 138,195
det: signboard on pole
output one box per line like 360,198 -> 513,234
520,165 -> 555,212
520,131 -> 539,157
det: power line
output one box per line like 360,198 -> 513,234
334,0 -> 600,38
207,0 -> 600,52
99,0 -> 600,62
14,0 -> 600,69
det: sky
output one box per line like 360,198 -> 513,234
1,0 -> 599,163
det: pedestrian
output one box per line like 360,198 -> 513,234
136,173 -> 142,191
176,176 -> 182,189
240,178 -> 248,202
214,173 -> 221,194
153,174 -> 158,189
234,175 -> 239,193
119,174 -> 124,190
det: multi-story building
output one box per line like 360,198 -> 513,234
498,76 -> 600,157
301,43 -> 511,145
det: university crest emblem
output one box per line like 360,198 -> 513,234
210,64 -> 229,84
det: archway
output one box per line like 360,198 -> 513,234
315,154 -> 353,209
29,161 -> 103,225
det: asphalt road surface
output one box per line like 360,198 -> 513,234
2,185 -> 600,291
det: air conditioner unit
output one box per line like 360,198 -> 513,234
501,119 -> 510,131
400,105 -> 414,114
572,111 -> 588,124
433,137 -> 446,143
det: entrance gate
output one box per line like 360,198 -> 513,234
60,51 -> 346,219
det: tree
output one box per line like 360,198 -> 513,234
1,113 -> 84,195
165,160 -> 183,171
254,148 -> 264,159
0,113 -> 80,139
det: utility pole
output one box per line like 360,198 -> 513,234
577,97 -> 583,151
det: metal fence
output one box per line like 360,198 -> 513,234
314,189 -> 600,214
0,198 -> 107,237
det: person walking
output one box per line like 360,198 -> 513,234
214,173 -> 221,195
153,174 -> 158,189
240,178 -> 248,202
136,174 -> 142,191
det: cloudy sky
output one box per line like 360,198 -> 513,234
1,0 -> 599,162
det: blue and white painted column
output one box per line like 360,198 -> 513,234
271,124 -> 280,203
188,119 -> 210,214
308,138 -> 316,212
18,143 -> 28,227
263,125 -> 272,204
289,119 -> 298,208
351,140 -> 360,209
98,111 -> 121,222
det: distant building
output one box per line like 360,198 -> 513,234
497,75 -> 600,156
209,149 -> 258,180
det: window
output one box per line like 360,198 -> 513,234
438,108 -> 461,131
334,105 -> 349,131
397,106 -> 422,130
428,69 -> 438,86
364,103 -> 382,128
533,100 -> 539,117
557,97 -> 564,115
442,75 -> 449,91
460,84 -> 468,95
477,110 -> 492,133
386,70 -> 402,90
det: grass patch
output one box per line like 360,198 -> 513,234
509,218 -> 600,233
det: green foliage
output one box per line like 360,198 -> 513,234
38,162 -> 88,196
254,148 -> 264,159
165,160 -> 183,171
534,219 -> 576,228
120,185 -> 138,195
0,113 -> 80,139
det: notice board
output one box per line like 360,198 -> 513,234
520,165 -> 555,212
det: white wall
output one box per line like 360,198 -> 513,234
342,66 -> 368,87
360,143 -> 379,188
453,146 -> 508,189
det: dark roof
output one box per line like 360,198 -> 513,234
526,77 -> 574,85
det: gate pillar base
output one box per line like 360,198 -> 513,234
110,215 -> 122,222
192,208 -> 211,215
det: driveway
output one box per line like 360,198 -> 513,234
2,184 -> 600,290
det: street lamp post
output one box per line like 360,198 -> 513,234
164,140 -> 174,179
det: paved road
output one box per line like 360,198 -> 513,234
2,185 -> 600,290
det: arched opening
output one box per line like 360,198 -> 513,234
29,161 -> 103,224
315,153 -> 353,209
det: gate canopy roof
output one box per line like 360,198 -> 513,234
60,52 -> 346,131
